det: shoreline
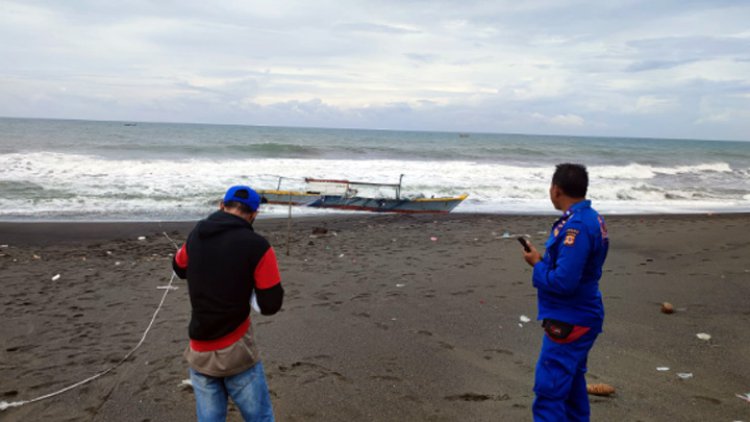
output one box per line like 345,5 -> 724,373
2,211 -> 750,245
1,213 -> 749,421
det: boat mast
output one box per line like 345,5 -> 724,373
397,174 -> 404,199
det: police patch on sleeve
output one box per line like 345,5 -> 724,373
564,228 -> 579,246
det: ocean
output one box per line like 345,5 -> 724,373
1,117 -> 749,221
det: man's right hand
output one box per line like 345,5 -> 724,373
522,240 -> 542,267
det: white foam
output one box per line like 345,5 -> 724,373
1,152 -> 748,219
590,162 -> 733,180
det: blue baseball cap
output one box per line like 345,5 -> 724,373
223,185 -> 261,212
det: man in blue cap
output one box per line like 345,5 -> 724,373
173,185 -> 284,422
520,164 -> 609,421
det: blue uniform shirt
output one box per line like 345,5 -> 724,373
533,200 -> 609,332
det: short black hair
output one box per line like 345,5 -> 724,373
224,200 -> 254,214
552,163 -> 588,198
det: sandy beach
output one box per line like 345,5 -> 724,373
1,213 -> 749,421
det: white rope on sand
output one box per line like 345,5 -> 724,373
0,232 -> 180,412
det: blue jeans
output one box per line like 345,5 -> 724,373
189,362 -> 274,422
533,330 -> 598,422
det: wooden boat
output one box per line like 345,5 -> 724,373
258,176 -> 467,214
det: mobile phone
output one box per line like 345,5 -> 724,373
517,236 -> 531,252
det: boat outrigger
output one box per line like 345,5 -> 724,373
258,175 -> 467,214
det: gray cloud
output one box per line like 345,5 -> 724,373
626,59 -> 700,72
404,53 -> 438,63
335,22 -> 420,34
1,0 -> 749,140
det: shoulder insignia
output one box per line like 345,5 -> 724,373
564,228 -> 579,246
598,215 -> 609,240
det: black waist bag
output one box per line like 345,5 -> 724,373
542,319 -> 574,340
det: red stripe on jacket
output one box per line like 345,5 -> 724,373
190,319 -> 249,352
175,244 -> 188,268
254,247 -> 281,289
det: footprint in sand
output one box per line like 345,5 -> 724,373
484,348 -> 513,356
692,395 -> 721,405
277,361 -> 349,384
370,375 -> 402,382
444,393 -> 511,402
437,341 -> 454,350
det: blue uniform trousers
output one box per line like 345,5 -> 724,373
533,329 -> 598,422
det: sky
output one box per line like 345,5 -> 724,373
1,0 -> 749,141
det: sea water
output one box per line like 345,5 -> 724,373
1,117 -> 748,220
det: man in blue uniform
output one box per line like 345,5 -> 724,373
521,163 -> 609,421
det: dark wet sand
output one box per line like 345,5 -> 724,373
1,213 -> 749,421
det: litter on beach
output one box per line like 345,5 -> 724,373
661,302 -> 675,314
251,293 -> 260,313
0,401 -> 17,411
587,383 -> 615,396
736,392 -> 750,403
656,367 -> 670,371
677,373 -> 693,380
179,379 -> 193,390
51,274 -> 61,281
156,285 -> 178,290
395,283 -> 406,288
519,315 -> 531,323
430,236 -> 438,241
311,227 -> 328,235
138,236 -> 146,241
696,333 -> 712,341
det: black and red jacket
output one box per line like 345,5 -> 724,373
172,211 -> 283,351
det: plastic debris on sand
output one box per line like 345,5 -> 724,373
696,333 -> 711,341
138,236 -> 146,241
51,274 -> 61,281
735,392 -> 750,403
677,373 -> 693,380
656,367 -> 670,372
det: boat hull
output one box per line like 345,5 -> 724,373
258,190 -> 467,214
309,195 -> 466,213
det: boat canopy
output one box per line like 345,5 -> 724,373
304,176 -> 404,199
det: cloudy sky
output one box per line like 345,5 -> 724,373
1,0 -> 749,140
